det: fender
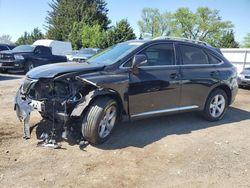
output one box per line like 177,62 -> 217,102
70,89 -> 122,117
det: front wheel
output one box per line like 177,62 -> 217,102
24,61 -> 35,73
81,97 -> 118,145
203,89 -> 228,121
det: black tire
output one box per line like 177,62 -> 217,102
24,61 -> 35,73
81,97 -> 118,145
203,89 -> 228,121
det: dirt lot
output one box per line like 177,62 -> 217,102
0,73 -> 250,188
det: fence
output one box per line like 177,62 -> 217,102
221,48 -> 250,73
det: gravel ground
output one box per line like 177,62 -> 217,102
0,73 -> 250,188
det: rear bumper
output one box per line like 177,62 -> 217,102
230,84 -> 238,105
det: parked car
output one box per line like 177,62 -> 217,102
0,44 -> 67,73
71,48 -> 100,62
15,37 -> 238,145
64,50 -> 79,61
0,43 -> 15,51
238,67 -> 250,87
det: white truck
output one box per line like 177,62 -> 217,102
33,39 -> 72,56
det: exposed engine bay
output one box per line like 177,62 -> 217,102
16,76 -> 97,120
15,76 -> 101,148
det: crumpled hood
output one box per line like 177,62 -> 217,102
27,62 -> 105,79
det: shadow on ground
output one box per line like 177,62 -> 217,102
0,75 -> 23,81
0,72 -> 24,81
32,107 -> 250,150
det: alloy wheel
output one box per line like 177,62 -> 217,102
98,105 -> 117,138
209,94 -> 226,118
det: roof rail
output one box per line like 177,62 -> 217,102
153,36 -> 211,46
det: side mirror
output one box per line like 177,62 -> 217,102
131,54 -> 147,74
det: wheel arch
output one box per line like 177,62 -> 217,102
70,88 -> 126,120
206,84 -> 232,107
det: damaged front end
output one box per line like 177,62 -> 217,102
14,75 -> 98,140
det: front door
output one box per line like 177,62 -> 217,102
128,43 -> 181,117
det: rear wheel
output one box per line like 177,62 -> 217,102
81,97 -> 118,145
24,61 -> 34,73
203,89 -> 228,121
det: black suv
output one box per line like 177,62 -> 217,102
15,38 -> 238,144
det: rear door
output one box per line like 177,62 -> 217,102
177,43 -> 222,109
128,42 -> 181,117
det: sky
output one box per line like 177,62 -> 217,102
0,0 -> 249,43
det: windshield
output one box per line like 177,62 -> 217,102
12,45 -> 35,53
87,42 -> 143,65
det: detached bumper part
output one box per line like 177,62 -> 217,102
15,89 -> 33,139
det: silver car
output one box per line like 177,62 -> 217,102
238,67 -> 250,87
71,48 -> 101,62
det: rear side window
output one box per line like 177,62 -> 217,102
139,43 -> 175,66
207,52 -> 222,64
179,45 -> 209,65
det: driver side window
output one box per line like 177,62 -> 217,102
123,43 -> 175,67
139,43 -> 175,66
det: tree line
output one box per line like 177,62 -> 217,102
1,0 -> 250,48
15,0 -> 136,49
138,7 -> 240,48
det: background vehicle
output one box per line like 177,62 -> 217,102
238,67 -> 250,87
71,48 -> 101,62
64,50 -> 79,61
15,38 -> 238,145
0,43 -> 15,51
33,39 -> 72,56
0,44 -> 67,73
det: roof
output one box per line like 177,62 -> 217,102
153,36 -> 211,46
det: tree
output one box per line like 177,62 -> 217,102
172,7 -> 233,44
70,19 -> 136,49
104,19 -> 136,47
46,0 -> 110,41
0,34 -> 13,44
138,8 -> 172,39
242,33 -> 250,47
69,22 -> 85,49
16,28 -> 44,45
81,24 -> 105,48
217,30 -> 239,48
138,7 -> 234,45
